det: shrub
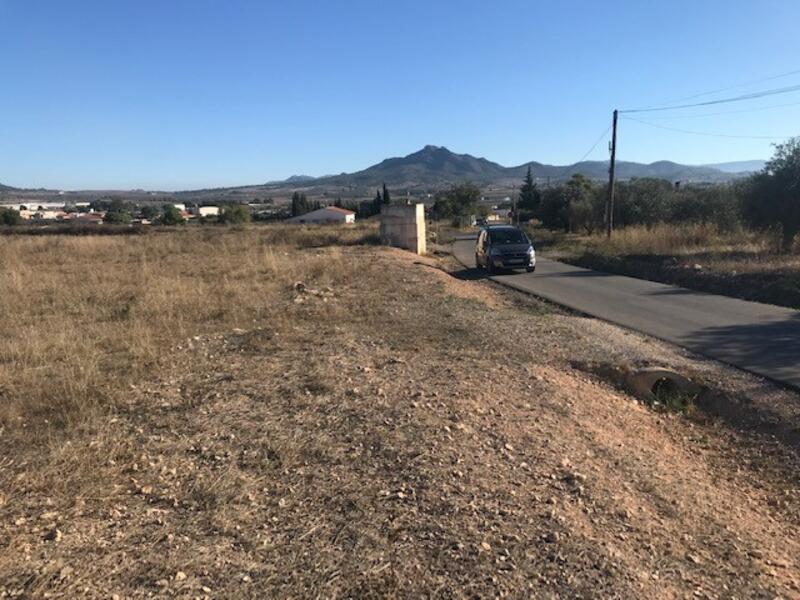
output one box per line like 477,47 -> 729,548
431,183 -> 480,220
160,205 -> 185,225
0,207 -> 22,226
612,178 -> 674,228
218,204 -> 252,224
539,186 -> 570,231
104,210 -> 132,225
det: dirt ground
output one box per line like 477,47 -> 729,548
2,242 -> 799,598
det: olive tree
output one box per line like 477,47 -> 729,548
742,137 -> 800,251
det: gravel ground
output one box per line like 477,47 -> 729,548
1,245 -> 799,598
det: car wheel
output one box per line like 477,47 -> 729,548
526,266 -> 536,273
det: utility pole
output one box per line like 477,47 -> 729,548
606,109 -> 618,238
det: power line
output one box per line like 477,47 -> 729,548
576,124 -> 612,163
621,114 -> 791,139
627,99 -> 800,120
667,68 -> 800,104
620,83 -> 800,113
604,72 -> 800,238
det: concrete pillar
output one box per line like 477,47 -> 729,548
379,203 -> 426,255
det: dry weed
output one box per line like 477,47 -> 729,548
0,224 -> 376,434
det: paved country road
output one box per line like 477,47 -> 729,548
452,235 -> 800,389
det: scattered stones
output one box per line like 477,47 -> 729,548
686,553 -> 701,565
42,528 -> 62,542
564,470 -> 587,486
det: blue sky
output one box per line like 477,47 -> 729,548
2,0 -> 799,190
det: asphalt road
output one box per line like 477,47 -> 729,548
453,235 -> 800,389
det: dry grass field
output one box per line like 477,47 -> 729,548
537,223 -> 800,308
0,224 -> 377,433
1,224 -> 800,597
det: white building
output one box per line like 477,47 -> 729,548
194,206 -> 220,217
287,206 -> 355,224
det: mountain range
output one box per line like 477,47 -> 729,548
0,146 -> 764,197
700,160 -> 765,173
301,145 -> 761,188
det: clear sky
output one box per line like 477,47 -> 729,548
2,0 -> 800,190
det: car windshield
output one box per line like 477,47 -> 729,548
489,229 -> 528,245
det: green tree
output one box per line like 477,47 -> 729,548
539,186 -> 569,231
104,209 -> 132,224
371,188 -> 383,216
0,207 -> 21,226
537,175 -> 597,232
101,198 -> 133,224
671,185 -> 742,232
140,205 -> 161,220
613,178 -> 674,228
564,174 -> 596,233
161,204 -> 185,225
518,166 -> 540,219
291,192 -> 313,217
382,183 -> 391,205
742,137 -> 800,251
431,183 -> 480,220
218,203 -> 252,224
476,204 -> 492,218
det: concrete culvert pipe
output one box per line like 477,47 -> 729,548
623,368 -> 703,408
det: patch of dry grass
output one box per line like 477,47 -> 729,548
2,225 -> 800,598
0,224 -> 377,433
544,223 -> 767,257
601,223 -> 764,256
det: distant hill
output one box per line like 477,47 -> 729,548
318,145 -> 507,186
309,145 -> 749,188
0,148 -> 759,202
282,175 -> 316,183
702,160 -> 765,174
504,159 -> 732,183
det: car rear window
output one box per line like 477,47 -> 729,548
489,229 -> 528,244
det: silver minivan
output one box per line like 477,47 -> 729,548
475,225 -> 535,274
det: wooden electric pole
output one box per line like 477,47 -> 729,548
606,109 -> 618,238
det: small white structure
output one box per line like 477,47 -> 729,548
192,206 -> 220,217
380,203 -> 426,255
287,206 -> 355,224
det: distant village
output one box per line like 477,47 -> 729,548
0,199 -> 361,226
0,193 -> 514,227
